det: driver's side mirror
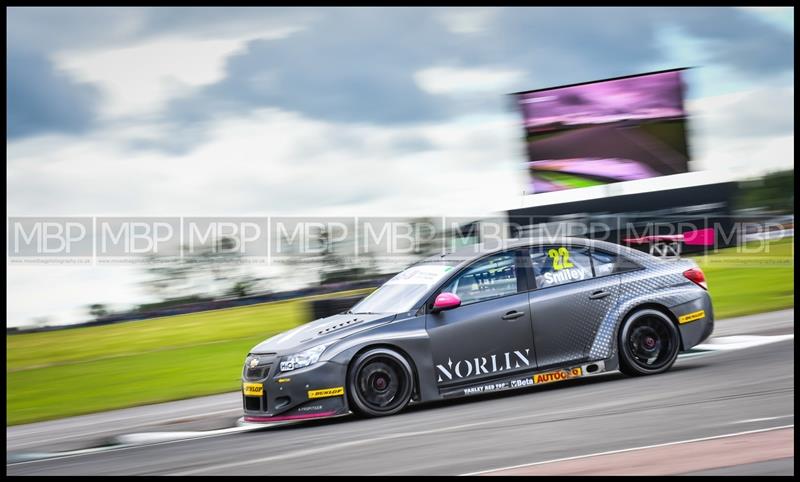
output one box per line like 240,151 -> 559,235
432,292 -> 461,313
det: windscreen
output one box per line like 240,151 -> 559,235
350,263 -> 457,314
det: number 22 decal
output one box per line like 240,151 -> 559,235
547,247 -> 574,271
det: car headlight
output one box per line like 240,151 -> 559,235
279,344 -> 328,372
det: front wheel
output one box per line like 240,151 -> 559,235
618,309 -> 680,377
348,348 -> 414,417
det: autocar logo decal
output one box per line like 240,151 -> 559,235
436,349 -> 532,383
533,367 -> 583,384
249,358 -> 259,368
442,362 -> 606,399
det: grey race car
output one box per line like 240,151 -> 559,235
241,237 -> 714,422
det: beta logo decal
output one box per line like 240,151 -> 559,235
243,382 -> 264,396
533,367 -> 582,384
308,387 -> 344,399
463,377 -> 533,396
679,310 -> 705,324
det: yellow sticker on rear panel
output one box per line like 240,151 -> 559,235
678,310 -> 705,324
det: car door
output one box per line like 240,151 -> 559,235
527,244 -> 621,369
425,250 -> 537,388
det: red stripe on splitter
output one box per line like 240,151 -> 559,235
243,411 -> 338,423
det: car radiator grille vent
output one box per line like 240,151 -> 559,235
317,318 -> 363,336
244,396 -> 261,411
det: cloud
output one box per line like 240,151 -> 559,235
414,66 -> 526,95
664,7 -> 794,75
6,7 -> 312,52
6,107 -> 524,217
50,21 -> 306,119
689,86 -> 794,139
164,23 -> 452,126
489,7 -> 792,87
736,7 -> 794,33
7,48 -> 101,139
9,7 -> 793,144
436,8 -> 498,35
6,264 -> 152,327
687,86 -> 794,177
151,8 -> 793,139
54,37 -> 253,118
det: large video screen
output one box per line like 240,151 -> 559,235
515,69 -> 690,194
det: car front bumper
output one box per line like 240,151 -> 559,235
241,359 -> 350,423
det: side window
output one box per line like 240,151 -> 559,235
530,246 -> 593,288
590,250 -> 641,276
590,250 -> 617,277
442,253 -> 518,305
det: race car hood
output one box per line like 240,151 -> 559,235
249,312 -> 398,354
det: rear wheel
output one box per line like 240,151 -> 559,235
348,348 -> 413,417
618,309 -> 680,376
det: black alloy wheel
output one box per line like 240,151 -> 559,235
348,348 -> 414,417
619,309 -> 680,376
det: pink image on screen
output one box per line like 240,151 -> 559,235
519,70 -> 686,128
530,158 -> 660,181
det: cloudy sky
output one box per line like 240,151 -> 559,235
6,7 -> 794,326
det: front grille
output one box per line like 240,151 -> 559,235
244,364 -> 272,380
243,354 -> 276,381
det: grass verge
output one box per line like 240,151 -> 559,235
691,237 -> 794,319
6,289 -> 372,425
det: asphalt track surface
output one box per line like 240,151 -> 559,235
7,309 -> 794,475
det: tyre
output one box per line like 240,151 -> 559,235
618,308 -> 680,377
347,348 -> 414,417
